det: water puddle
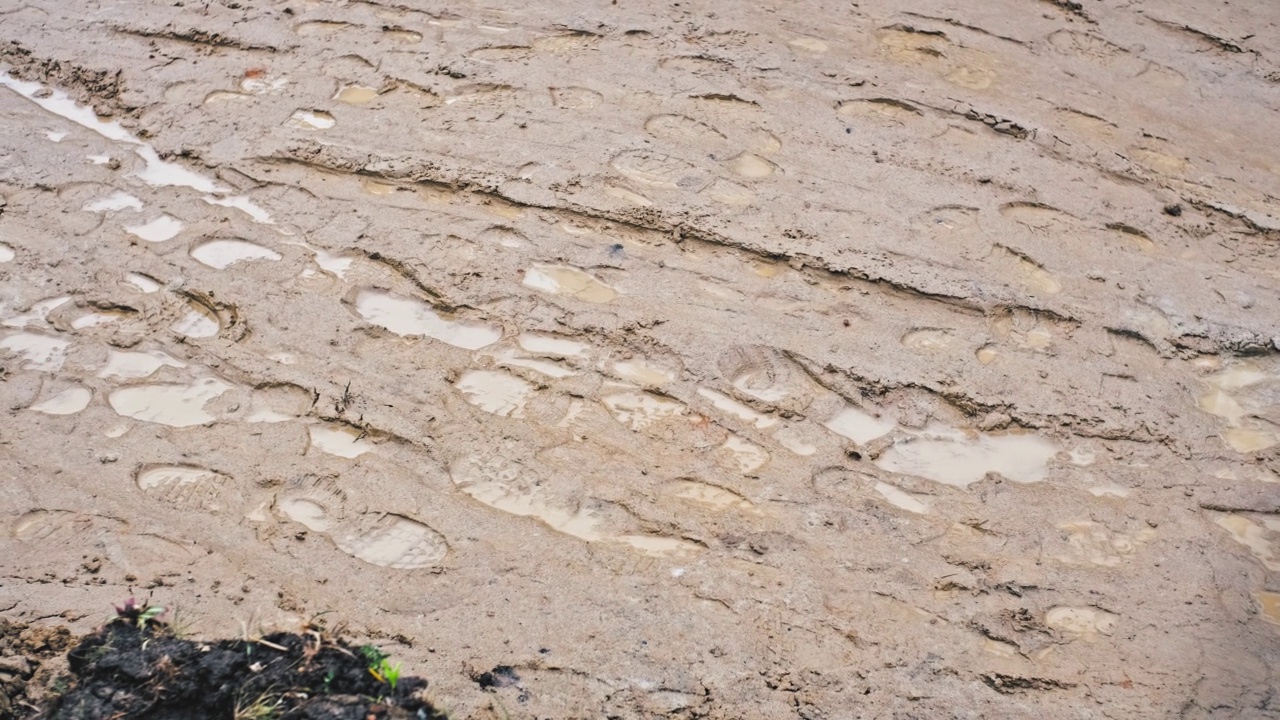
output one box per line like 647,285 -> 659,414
335,85 -> 378,104
517,332 -> 590,358
824,405 -> 895,444
1214,513 -> 1280,571
190,239 -> 282,269
698,388 -> 777,429
126,273 -> 161,293
0,333 -> 70,371
1197,363 -> 1280,452
874,482 -> 929,514
1088,485 -> 1131,498
717,435 -> 770,474
901,328 -> 954,351
875,426 -> 1058,487
287,110 -> 336,130
97,350 -> 185,379
171,303 -> 221,338
360,179 -> 398,195
1045,607 -> 1118,639
612,359 -> 674,386
1054,521 -> 1156,567
3,297 -> 71,328
523,264 -> 617,303
0,73 -> 272,224
1258,592 -> 1280,626
455,370 -> 534,418
601,391 -> 687,430
125,215 -> 185,243
108,377 -> 233,427
355,289 -> 501,350
83,191 -> 142,213
310,247 -> 357,278
308,424 -> 374,458
69,310 -> 125,330
30,387 -> 91,415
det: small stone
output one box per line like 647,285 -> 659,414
0,656 -> 31,676
1164,203 -> 1183,217
979,412 -> 1012,431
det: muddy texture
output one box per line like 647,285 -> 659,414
30,613 -> 438,720
1,0 -> 1280,717
0,619 -> 74,720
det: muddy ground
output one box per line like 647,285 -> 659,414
1,0 -> 1279,717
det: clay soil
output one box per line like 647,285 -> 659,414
2,0 -> 1280,718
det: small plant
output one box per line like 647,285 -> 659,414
113,597 -> 166,631
233,689 -> 282,720
359,645 -> 403,691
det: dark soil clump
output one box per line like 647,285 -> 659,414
28,608 -> 444,720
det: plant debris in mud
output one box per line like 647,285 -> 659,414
24,600 -> 444,720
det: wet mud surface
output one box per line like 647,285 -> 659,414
1,0 -> 1280,717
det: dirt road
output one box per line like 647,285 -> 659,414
2,0 -> 1279,717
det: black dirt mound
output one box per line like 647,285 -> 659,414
35,617 -> 445,720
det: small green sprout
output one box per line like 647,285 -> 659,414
359,645 -> 403,691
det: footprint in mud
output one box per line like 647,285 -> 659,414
293,21 -> 353,37
550,86 -> 603,110
450,455 -> 699,556
1045,607 -> 1118,640
354,289 -> 501,350
308,423 -> 375,458
12,509 -> 125,548
837,98 -> 924,127
455,369 -> 536,418
900,328 -> 955,352
135,464 -> 244,513
276,477 -> 449,569
1213,512 -> 1280,571
108,377 -> 235,427
1194,363 -> 1280,453
644,114 -> 728,146
992,247 -> 1062,295
724,153 -> 776,179
287,110 -> 337,130
0,332 -> 71,372
29,386 -> 93,415
663,479 -> 757,513
1050,521 -> 1156,567
189,238 -> 282,269
126,214 -> 185,243
990,308 -> 1058,352
610,150 -> 707,190
716,344 -> 814,413
522,264 -> 618,303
